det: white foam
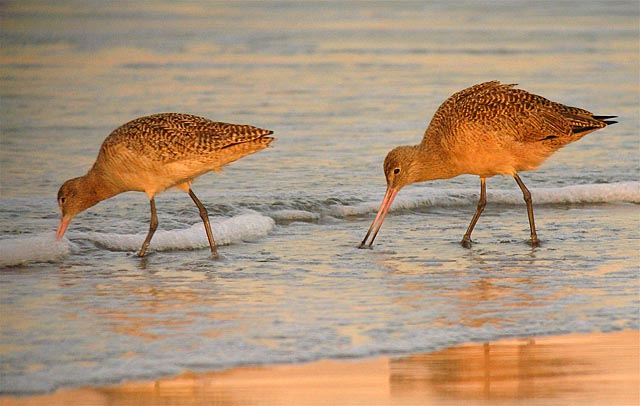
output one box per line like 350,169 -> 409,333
521,181 -> 640,204
331,181 -> 640,216
83,212 -> 275,252
0,233 -> 72,267
270,209 -> 320,222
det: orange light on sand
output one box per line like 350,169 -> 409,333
3,330 -> 637,406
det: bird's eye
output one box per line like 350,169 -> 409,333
59,197 -> 66,205
393,168 -> 400,175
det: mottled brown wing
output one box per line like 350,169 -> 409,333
421,81 -> 517,144
103,113 -> 273,162
455,87 -> 574,144
424,82 -> 609,147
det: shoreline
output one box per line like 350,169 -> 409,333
2,330 -> 638,406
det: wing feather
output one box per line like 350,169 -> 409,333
422,81 -> 609,148
103,113 -> 273,162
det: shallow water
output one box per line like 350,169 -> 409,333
1,0 -> 639,395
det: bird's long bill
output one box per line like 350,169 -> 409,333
359,187 -> 399,248
56,217 -> 70,239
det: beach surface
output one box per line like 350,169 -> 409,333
2,330 -> 637,406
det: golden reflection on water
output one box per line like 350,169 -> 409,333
53,266 -> 243,343
379,253 -> 548,331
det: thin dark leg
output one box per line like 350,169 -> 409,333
461,177 -> 487,248
513,174 -> 539,246
139,198 -> 158,257
189,189 -> 219,258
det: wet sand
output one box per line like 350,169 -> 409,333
2,330 -> 637,406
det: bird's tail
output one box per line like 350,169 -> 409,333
570,114 -> 617,135
592,115 -> 618,126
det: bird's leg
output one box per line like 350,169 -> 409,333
461,177 -> 487,248
139,198 -> 158,257
189,189 -> 219,259
513,174 -> 539,247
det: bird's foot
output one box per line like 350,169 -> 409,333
530,237 -> 540,248
358,243 -> 373,250
460,237 -> 472,249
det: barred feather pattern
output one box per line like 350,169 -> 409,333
83,113 -> 275,197
424,81 -> 611,150
102,113 -> 274,163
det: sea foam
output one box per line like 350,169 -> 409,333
0,212 -> 275,266
0,233 -> 72,267
330,181 -> 640,217
83,211 -> 275,252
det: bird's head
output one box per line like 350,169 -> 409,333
383,145 -> 422,191
56,176 -> 100,239
358,145 -> 422,249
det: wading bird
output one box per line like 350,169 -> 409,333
360,81 -> 616,249
57,113 -> 275,257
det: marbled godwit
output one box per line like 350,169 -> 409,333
56,113 -> 275,258
360,81 -> 616,248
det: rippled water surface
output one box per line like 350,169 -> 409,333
1,0 -> 639,395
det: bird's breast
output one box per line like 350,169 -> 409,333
95,137 -> 273,197
446,137 -> 547,178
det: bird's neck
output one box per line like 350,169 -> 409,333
81,169 -> 124,204
410,144 -> 458,183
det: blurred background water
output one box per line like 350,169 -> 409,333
1,0 -> 638,395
